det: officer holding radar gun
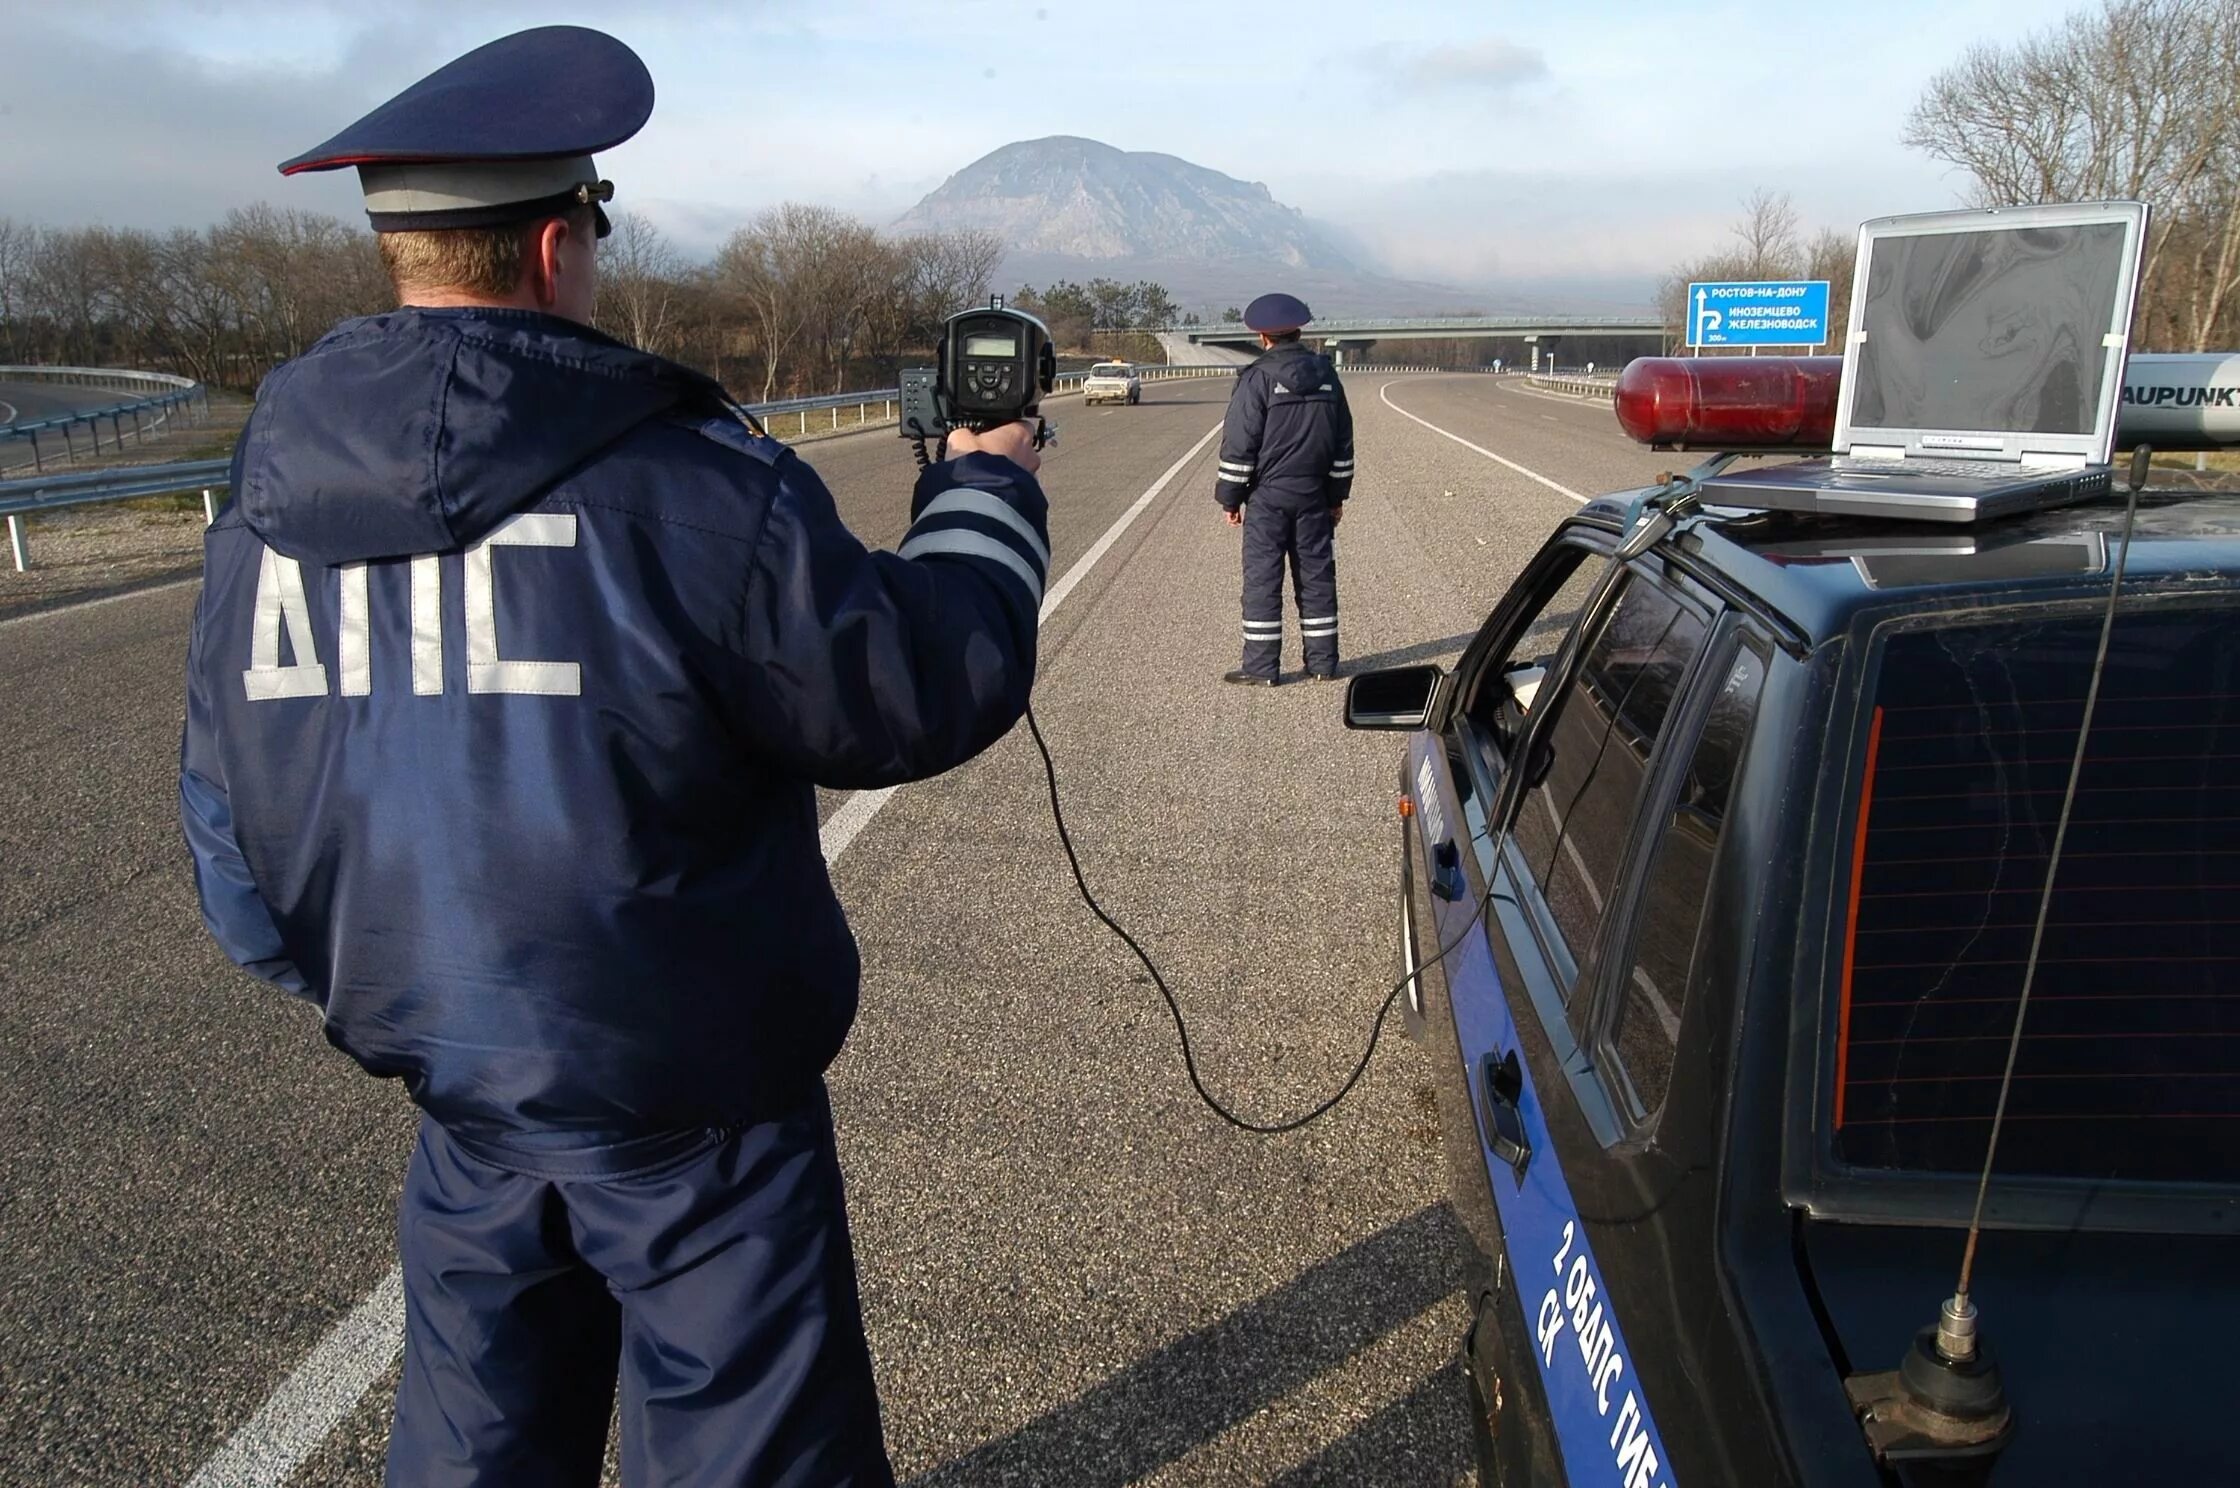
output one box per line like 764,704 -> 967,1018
1216,292 -> 1355,686
179,27 -> 1047,1487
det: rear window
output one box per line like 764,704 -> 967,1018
1833,606 -> 2240,1186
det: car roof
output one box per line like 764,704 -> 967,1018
1577,485 -> 2240,643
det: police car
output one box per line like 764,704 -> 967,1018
1082,361 -> 1142,405
1347,350 -> 2239,1486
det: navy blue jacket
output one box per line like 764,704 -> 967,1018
1213,342 -> 1354,512
181,308 -> 1049,1157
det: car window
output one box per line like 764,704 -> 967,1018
1608,643 -> 1768,1120
1459,545 -> 1602,770
1834,606 -> 2240,1186
1509,575 -> 1711,1002
1091,364 -> 1128,376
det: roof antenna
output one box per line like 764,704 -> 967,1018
1844,444 -> 2154,1479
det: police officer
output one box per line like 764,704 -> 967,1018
178,27 -> 1047,1487
1216,292 -> 1355,685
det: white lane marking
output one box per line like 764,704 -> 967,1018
818,417 -> 1223,863
1632,965 -> 1684,1043
1378,379 -> 1587,505
185,414 -> 1227,1485
1038,419 -> 1223,621
184,1271 -> 405,1488
0,399 -> 17,424
0,576 -> 202,630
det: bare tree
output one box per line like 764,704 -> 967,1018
0,218 -> 32,363
1805,226 -> 1858,346
900,228 -> 1004,335
716,203 -> 863,402
1906,0 -> 2240,349
803,219 -> 897,393
1732,189 -> 1802,279
596,210 -> 684,358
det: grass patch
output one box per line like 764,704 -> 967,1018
178,434 -> 241,462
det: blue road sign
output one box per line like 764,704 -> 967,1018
1688,279 -> 1830,348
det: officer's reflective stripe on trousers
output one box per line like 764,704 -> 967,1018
1301,614 -> 1339,637
897,487 -> 1048,607
1242,619 -> 1283,637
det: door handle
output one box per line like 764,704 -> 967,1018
1431,838 -> 1467,902
1479,1049 -> 1532,1182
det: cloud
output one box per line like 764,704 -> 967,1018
0,16 -> 376,230
1362,38 -> 1550,94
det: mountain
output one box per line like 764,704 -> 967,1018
892,137 -> 1483,315
894,136 -> 1355,271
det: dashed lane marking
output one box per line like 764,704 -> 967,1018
1376,380 -> 1587,504
183,414 -> 1226,1487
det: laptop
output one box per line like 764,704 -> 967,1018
1700,201 -> 2150,523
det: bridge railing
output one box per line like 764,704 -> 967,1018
1134,315 -> 1665,336
0,365 -> 213,472
0,366 -> 1248,572
744,364 -> 1236,437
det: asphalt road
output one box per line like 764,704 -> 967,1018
0,373 -> 1663,1486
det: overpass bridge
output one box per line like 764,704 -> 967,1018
1134,314 -> 1669,372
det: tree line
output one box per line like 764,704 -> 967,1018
0,201 -> 1188,400
1663,0 -> 2240,356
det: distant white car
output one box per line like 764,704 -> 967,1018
1082,362 -> 1142,406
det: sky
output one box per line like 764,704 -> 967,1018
0,0 -> 2086,303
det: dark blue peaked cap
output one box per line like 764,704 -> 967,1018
1244,293 -> 1312,333
279,26 -> 652,233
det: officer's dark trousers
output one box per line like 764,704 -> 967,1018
1240,496 -> 1339,679
385,1084 -> 893,1488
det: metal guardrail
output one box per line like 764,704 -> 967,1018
1137,314 -> 1665,335
1339,364 -> 1504,374
1,458 -> 231,572
0,366 -> 1249,571
1526,373 -> 1620,400
0,365 -> 212,472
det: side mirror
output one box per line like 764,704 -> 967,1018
1344,664 -> 1443,730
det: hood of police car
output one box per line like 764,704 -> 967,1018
234,307 -> 723,564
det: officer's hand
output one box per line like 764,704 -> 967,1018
1223,508 -> 1244,527
1330,504 -> 1345,527
947,422 -> 1041,474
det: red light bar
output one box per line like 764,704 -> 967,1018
1615,356 -> 1842,450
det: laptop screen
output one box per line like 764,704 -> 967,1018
1850,222 -> 2130,439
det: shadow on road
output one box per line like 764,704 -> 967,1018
905,1202 -> 1473,1487
1334,634 -> 1480,676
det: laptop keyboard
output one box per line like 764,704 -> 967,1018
1835,456 -> 2076,481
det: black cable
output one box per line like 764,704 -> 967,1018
1024,703 -> 1501,1134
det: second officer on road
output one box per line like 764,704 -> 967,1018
1216,292 -> 1355,686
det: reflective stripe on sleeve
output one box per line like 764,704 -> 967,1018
898,529 -> 1044,606
913,487 -> 1051,569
